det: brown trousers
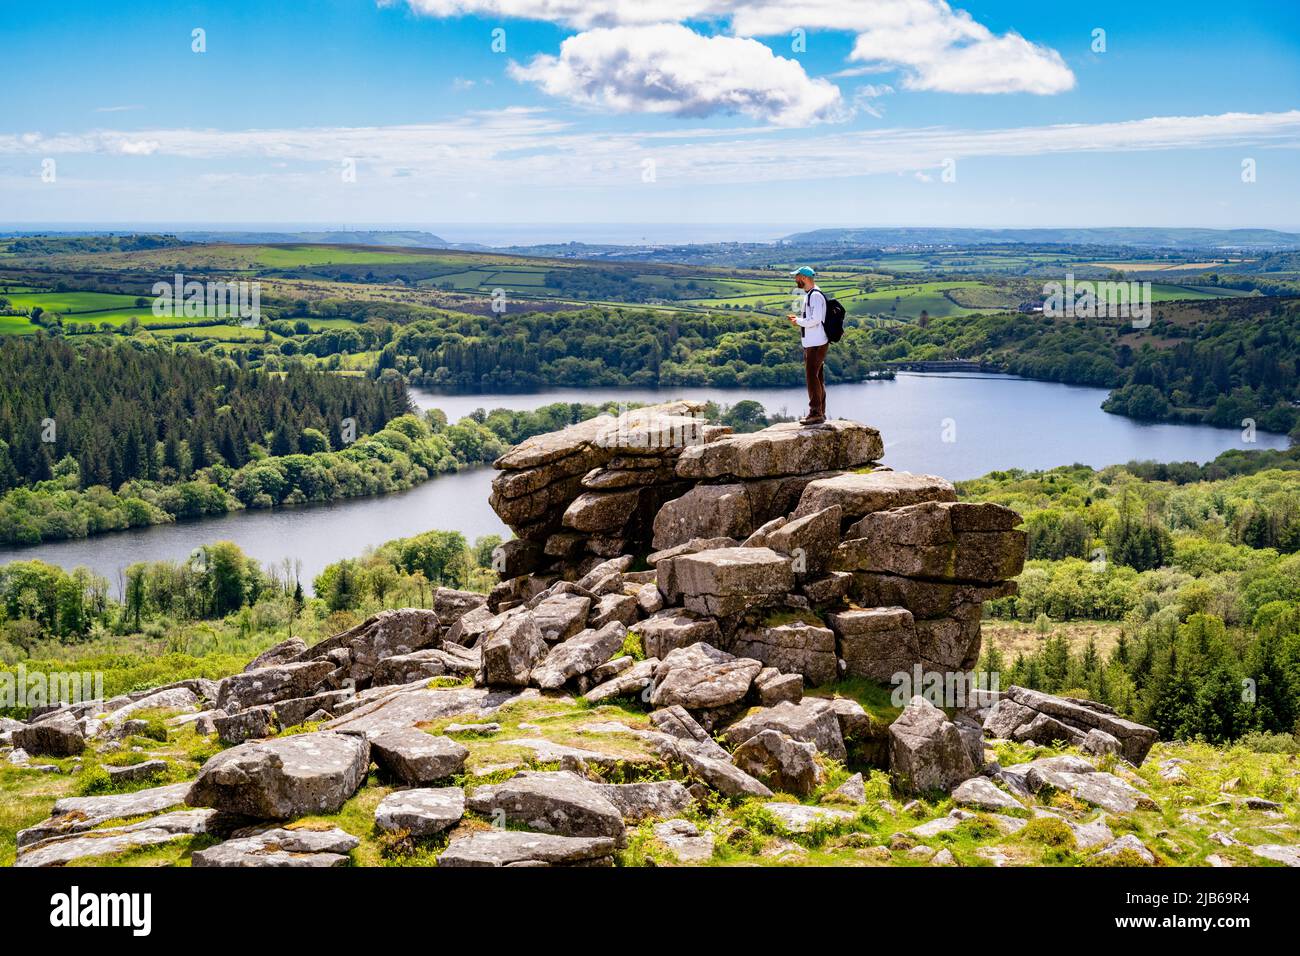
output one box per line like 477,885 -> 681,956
803,344 -> 828,418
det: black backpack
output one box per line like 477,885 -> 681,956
811,289 -> 845,343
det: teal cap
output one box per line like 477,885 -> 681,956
790,266 -> 816,278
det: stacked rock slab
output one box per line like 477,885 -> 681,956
477,414 -> 1031,759
652,420 -> 884,550
829,497 -> 1027,678
489,401 -> 728,579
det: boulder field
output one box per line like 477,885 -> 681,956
6,405 -> 1209,869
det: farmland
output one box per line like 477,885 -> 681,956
0,240 -> 1258,341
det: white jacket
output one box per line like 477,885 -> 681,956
796,286 -> 828,348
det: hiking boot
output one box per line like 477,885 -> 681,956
800,414 -> 826,426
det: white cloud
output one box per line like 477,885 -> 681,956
6,110 -> 1298,189
394,0 -> 1075,103
508,24 -> 842,125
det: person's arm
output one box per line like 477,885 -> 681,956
794,289 -> 826,328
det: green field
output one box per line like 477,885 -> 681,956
0,314 -> 38,335
2,290 -> 145,313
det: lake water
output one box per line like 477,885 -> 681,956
2,374 -> 1286,594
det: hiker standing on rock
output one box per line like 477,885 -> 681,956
789,265 -> 829,425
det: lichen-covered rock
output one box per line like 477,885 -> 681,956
245,637 -> 307,672
653,818 -> 716,862
370,728 -> 468,784
676,420 -> 882,480
766,505 -> 842,577
723,699 -> 848,761
994,686 -> 1159,765
186,732 -> 370,819
837,501 -> 1027,584
673,547 -> 794,617
438,830 -> 617,867
274,689 -> 355,728
531,621 -> 627,690
827,606 -> 918,681
731,729 -> 824,796
192,827 -> 360,868
652,484 -> 755,550
754,667 -> 804,706
479,614 -> 547,687
849,573 -> 1016,621
650,643 -> 763,711
563,488 -> 645,533
634,609 -> 721,660
730,620 -> 838,686
375,787 -> 465,836
888,696 -> 976,794
588,593 -> 639,629
467,770 -> 626,842
584,657 -> 658,703
529,592 -> 593,643
13,712 -> 84,758
216,660 -> 335,713
593,780 -> 694,822
214,705 -> 277,745
794,470 -> 956,523
291,609 -> 443,686
952,776 -> 1023,812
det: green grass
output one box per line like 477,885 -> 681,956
0,314 -> 37,335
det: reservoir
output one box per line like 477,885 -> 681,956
2,374 -> 1285,592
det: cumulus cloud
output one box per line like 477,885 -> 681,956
395,0 -> 1075,106
508,24 -> 842,125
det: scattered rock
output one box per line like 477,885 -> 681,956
989,686 -> 1158,765
651,643 -> 763,711
19,783 -> 193,847
216,660 -> 335,713
105,759 -> 169,785
724,699 -> 847,761
214,705 -> 277,745
531,621 -> 627,690
888,696 -> 976,793
193,826 -> 359,867
1094,833 -> 1155,865
952,776 -> 1023,812
824,772 -> 867,806
584,658 -> 658,704
754,667 -> 804,706
1249,844 -> 1300,867
732,729 -> 825,796
653,818 -> 715,862
479,614 -> 547,687
594,780 -> 694,822
467,770 -> 626,842
375,787 -> 465,836
13,712 -> 85,758
438,830 -> 617,867
245,637 -> 308,672
370,728 -> 468,784
187,732 -> 370,819
762,802 -> 856,833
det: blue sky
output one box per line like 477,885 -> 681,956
2,0 -> 1298,236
